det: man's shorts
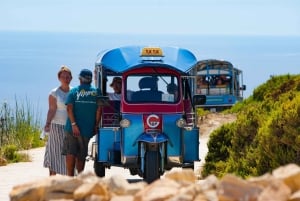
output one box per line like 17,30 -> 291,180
62,131 -> 90,161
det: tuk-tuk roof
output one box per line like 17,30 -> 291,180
195,59 -> 234,70
195,59 -> 243,74
95,46 -> 197,74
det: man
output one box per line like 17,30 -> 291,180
167,83 -> 179,101
63,69 -> 102,176
108,77 -> 122,100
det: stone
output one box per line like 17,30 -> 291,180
73,182 -> 109,200
110,195 -> 134,201
166,193 -> 194,201
10,164 -> 300,201
290,190 -> 300,201
202,190 -> 218,201
164,169 -> 196,183
257,179 -> 291,201
217,174 -> 263,201
248,172 -> 274,188
45,175 -> 84,193
272,163 -> 300,193
85,194 -> 107,201
106,174 -> 129,195
124,181 -> 147,195
197,175 -> 219,191
10,181 -> 45,201
134,178 -> 180,201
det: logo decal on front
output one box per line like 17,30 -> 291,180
146,114 -> 160,128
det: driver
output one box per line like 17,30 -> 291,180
167,83 -> 178,101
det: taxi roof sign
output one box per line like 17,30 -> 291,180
140,47 -> 164,57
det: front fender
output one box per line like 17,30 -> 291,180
134,132 -> 168,145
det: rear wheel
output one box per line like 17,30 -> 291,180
144,151 -> 160,183
94,155 -> 105,177
182,163 -> 195,170
129,168 -> 139,175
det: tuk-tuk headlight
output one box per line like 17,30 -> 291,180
176,118 -> 186,128
120,119 -> 130,128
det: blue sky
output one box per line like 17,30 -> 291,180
1,0 -> 299,36
0,0 -> 299,116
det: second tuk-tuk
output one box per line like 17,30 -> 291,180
92,46 -> 206,183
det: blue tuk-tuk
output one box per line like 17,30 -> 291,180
189,59 -> 246,112
92,46 -> 206,183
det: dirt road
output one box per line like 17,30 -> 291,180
0,113 -> 236,201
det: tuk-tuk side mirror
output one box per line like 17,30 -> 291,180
240,84 -> 246,90
193,95 -> 206,105
97,96 -> 110,106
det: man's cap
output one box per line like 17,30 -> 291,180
110,77 -> 122,87
79,69 -> 93,81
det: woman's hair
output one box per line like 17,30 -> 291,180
58,65 -> 72,78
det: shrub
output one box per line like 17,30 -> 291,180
203,74 -> 300,178
0,98 -> 44,165
1,144 -> 29,163
201,123 -> 234,177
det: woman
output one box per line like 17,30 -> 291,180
43,65 -> 72,175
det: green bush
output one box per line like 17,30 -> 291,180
203,74 -> 300,178
202,123 -> 234,177
3,144 -> 17,160
1,144 -> 29,163
0,98 -> 44,164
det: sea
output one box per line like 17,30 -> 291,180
0,31 -> 299,123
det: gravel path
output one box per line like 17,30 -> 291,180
0,147 -> 49,201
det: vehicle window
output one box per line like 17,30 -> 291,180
125,75 -> 179,103
196,74 -> 232,95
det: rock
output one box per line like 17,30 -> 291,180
272,163 -> 300,193
9,164 -> 300,201
217,174 -> 263,201
164,168 -> 197,183
73,182 -> 109,200
290,190 -> 300,201
106,174 -> 129,195
110,195 -> 134,201
9,180 -> 45,201
257,179 -> 291,201
197,175 -> 219,191
248,172 -> 274,188
134,178 -> 181,201
10,175 -> 82,201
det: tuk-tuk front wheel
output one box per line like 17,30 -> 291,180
94,159 -> 105,177
144,151 -> 160,183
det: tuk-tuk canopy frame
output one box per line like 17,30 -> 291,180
95,46 -> 198,74
194,59 -> 242,75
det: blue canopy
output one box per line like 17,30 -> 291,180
95,46 -> 197,73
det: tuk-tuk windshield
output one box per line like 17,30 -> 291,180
125,75 -> 179,103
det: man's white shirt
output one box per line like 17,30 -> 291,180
108,93 -> 121,100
